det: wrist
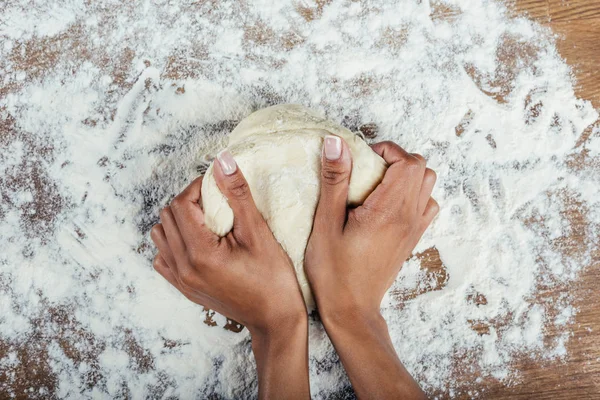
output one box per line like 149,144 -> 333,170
250,312 -> 308,352
319,304 -> 387,341
318,299 -> 382,329
250,311 -> 310,399
320,308 -> 425,400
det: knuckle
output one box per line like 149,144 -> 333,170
321,164 -> 349,185
179,268 -> 195,287
189,252 -> 205,268
159,206 -> 171,221
390,156 -> 419,175
394,151 -> 413,165
227,176 -> 250,199
238,231 -> 257,249
159,207 -> 167,219
425,168 -> 437,181
379,140 -> 396,149
407,155 -> 421,167
424,169 -> 437,186
150,224 -> 161,240
170,196 -> 185,211
384,141 -> 404,154
412,153 -> 426,165
431,199 -> 440,214
349,206 -> 372,226
152,256 -> 161,270
405,158 -> 421,172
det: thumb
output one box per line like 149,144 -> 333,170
314,135 -> 352,234
213,150 -> 265,241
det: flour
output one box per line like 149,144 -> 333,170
1,0 -> 599,398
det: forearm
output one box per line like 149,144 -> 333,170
251,318 -> 310,400
321,309 -> 426,400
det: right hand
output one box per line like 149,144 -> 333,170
305,137 -> 439,320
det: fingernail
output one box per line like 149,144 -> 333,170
217,150 -> 237,175
324,135 -> 342,160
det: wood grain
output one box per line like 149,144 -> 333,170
513,0 -> 600,109
0,1 -> 598,398
477,1 -> 600,398
548,1 -> 600,22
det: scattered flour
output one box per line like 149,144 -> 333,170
1,0 -> 599,398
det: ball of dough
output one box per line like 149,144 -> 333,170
201,104 -> 387,310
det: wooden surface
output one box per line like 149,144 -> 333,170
476,1 -> 600,398
0,1 -> 598,398
514,0 -> 600,110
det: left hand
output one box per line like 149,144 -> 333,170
149,150 -> 307,337
151,150 -> 311,400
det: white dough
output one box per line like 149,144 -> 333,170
201,104 -> 387,310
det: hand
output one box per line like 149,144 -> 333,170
150,150 -> 309,399
305,138 -> 438,319
305,137 -> 437,400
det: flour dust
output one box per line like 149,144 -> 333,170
1,0 -> 599,398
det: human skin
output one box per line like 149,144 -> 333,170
150,137 -> 437,399
150,151 -> 310,399
305,136 -> 438,399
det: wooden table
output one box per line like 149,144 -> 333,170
1,1 -> 598,399
477,1 -> 600,398
515,0 -> 600,109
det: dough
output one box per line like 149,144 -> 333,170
201,104 -> 387,310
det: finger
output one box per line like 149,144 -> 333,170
153,254 -> 180,288
370,141 -> 412,163
212,149 -> 266,242
170,175 -> 219,248
418,168 -> 437,215
410,153 -> 425,164
150,224 -> 177,269
313,135 -> 352,235
381,152 -> 425,194
421,197 -> 440,229
371,142 -> 425,191
364,143 -> 425,212
154,254 -> 208,306
159,206 -> 190,276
